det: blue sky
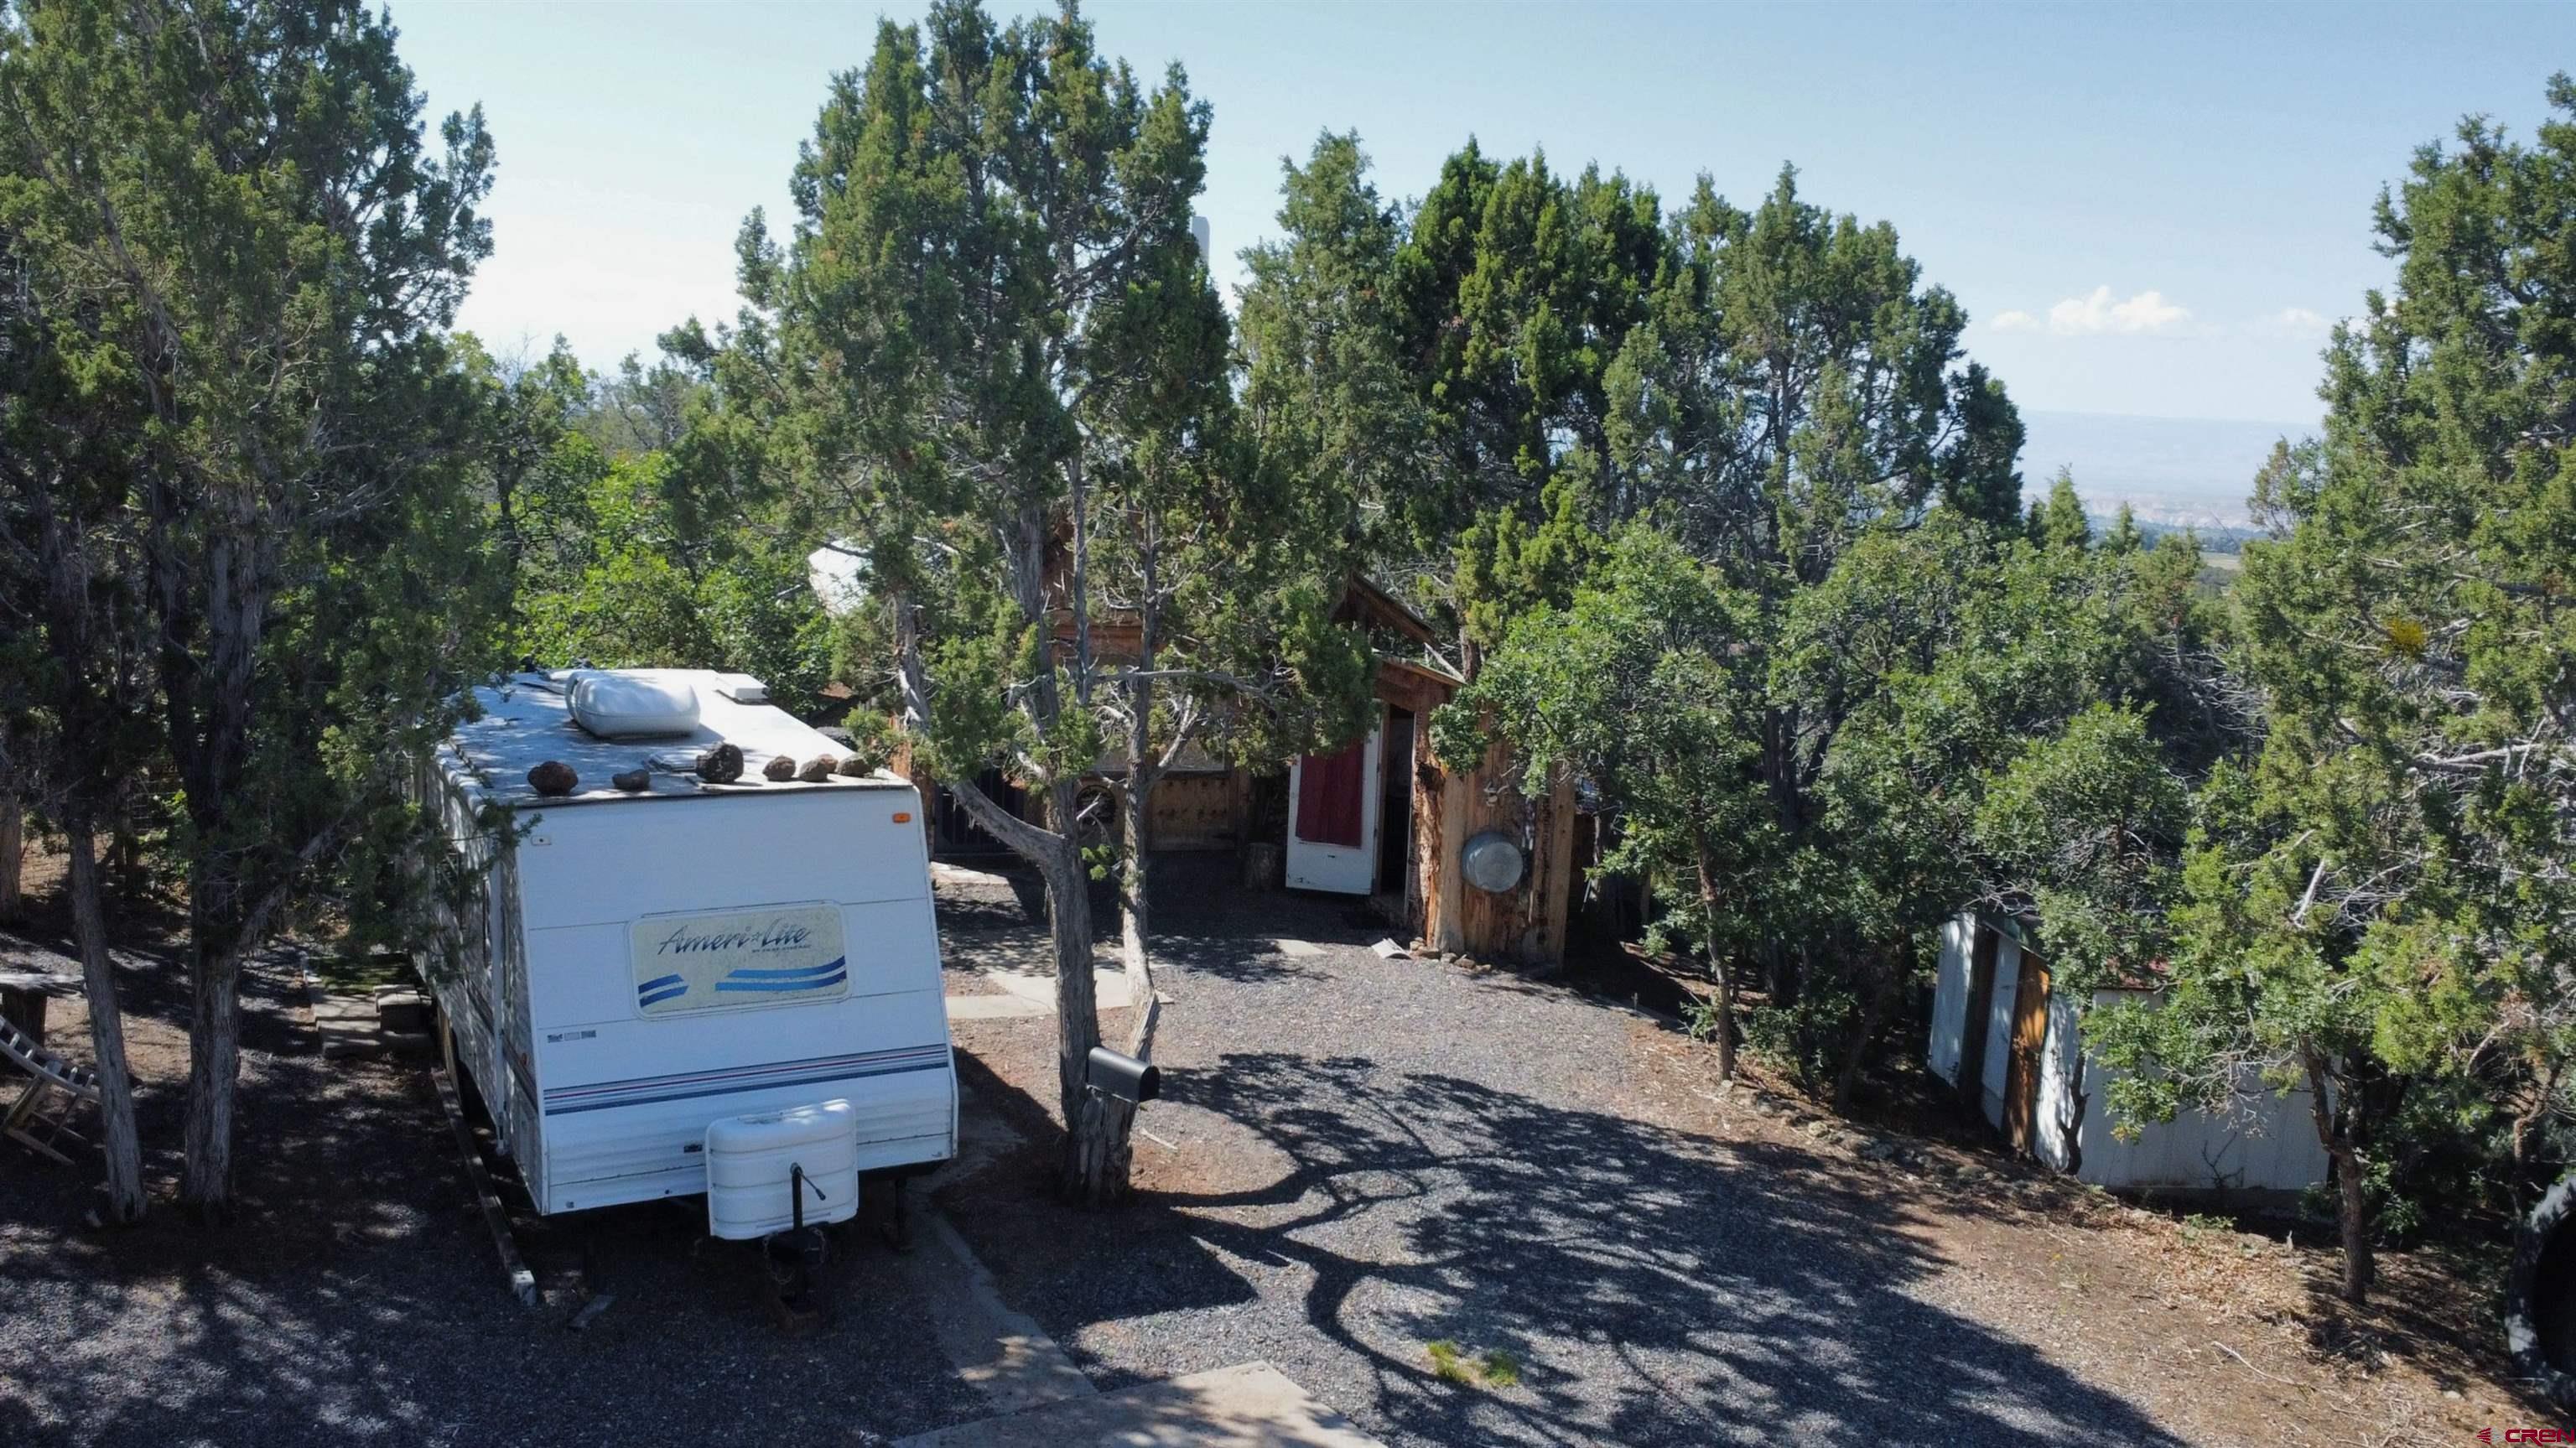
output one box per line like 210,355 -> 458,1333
387,1 -> 2573,444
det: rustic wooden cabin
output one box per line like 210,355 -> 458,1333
1287,577 -> 1578,968
811,543 -> 1578,968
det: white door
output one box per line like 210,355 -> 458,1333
1285,718 -> 1382,895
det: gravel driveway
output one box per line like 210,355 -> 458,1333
936,860 -> 2197,1448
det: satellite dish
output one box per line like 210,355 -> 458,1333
1461,830 -> 1525,894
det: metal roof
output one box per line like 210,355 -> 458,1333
439,669 -> 905,810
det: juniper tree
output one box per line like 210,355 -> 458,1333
462,335 -> 596,636
2094,79 -> 2576,1302
1433,526 -> 1766,1076
0,217 -> 152,1221
1236,133 -> 1432,589
0,0 -> 500,1214
1298,147 -> 2036,1098
723,0 -> 1357,1202
1083,231 -> 1369,1100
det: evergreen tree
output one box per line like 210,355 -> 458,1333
1236,132 -> 1430,596
719,0 -> 1361,1201
1435,526 -> 1767,1077
0,0 -> 501,1214
2096,77 -> 2576,1301
0,213 -> 153,1220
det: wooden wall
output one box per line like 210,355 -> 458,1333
1147,772 -> 1244,853
1417,732 -> 1576,966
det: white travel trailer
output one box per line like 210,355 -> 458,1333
418,668 -> 956,1228
1928,910 -> 2327,1203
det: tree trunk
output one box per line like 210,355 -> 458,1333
0,791 -> 22,921
180,930 -> 243,1220
65,817 -> 147,1223
1069,1083 -> 1136,1210
1099,745 -> 1163,1202
111,814 -> 142,907
1118,764 -> 1159,1041
1119,787 -> 1150,984
1037,788 -> 1126,1205
1123,574 -> 1174,1046
950,774 -> 1132,1207
1831,945 -> 1903,1114
1692,842 -> 1735,1081
2303,1048 -> 2373,1302
2334,1141 -> 2372,1302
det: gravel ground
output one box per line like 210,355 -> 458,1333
936,858 -> 2521,1448
0,854 -> 2532,1448
0,926 -> 979,1448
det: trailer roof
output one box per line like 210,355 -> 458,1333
440,669 -> 906,809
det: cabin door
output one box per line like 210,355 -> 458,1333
2002,952 -> 2052,1153
1285,714 -> 1382,895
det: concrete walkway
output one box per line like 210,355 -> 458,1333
890,1078 -> 1096,1419
888,1209 -> 1097,1418
890,1072 -> 1380,1448
890,1362 -> 1387,1448
944,967 -> 1137,1020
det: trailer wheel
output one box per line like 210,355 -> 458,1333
437,1007 -> 495,1129
2508,1170 -> 2576,1409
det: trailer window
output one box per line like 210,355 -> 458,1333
629,903 -> 849,1016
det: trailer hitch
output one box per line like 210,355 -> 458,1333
763,1162 -> 833,1333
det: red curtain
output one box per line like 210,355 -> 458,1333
1294,736 -> 1368,848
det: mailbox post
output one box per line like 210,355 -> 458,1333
1085,1046 -> 1160,1103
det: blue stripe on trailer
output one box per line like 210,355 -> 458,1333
636,973 -> 685,996
719,956 -> 847,980
543,1045 -> 948,1108
636,985 -> 690,1008
715,970 -> 849,994
541,1054 -> 948,1115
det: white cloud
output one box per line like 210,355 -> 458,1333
2045,285 -> 2191,336
2251,306 -> 2331,339
1988,286 -> 2194,337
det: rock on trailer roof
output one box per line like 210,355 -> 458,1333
440,668 -> 903,808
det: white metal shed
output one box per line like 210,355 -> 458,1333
1928,910 -> 2326,1202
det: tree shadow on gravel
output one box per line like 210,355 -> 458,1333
943,1047 -> 2194,1448
929,856 -> 1375,985
0,943 -> 475,1447
1143,932 -> 1336,984
0,937 -> 977,1448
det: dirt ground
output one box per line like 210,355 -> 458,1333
1620,1025 -> 2527,1447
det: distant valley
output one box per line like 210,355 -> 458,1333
2018,410 -> 2319,531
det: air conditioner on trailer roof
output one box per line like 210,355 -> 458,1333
569,672 -> 702,739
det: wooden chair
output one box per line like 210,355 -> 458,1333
0,1015 -> 98,1165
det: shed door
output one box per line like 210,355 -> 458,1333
1286,718 -> 1381,895
1956,923 -> 2001,1111
2003,953 -> 2052,1153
